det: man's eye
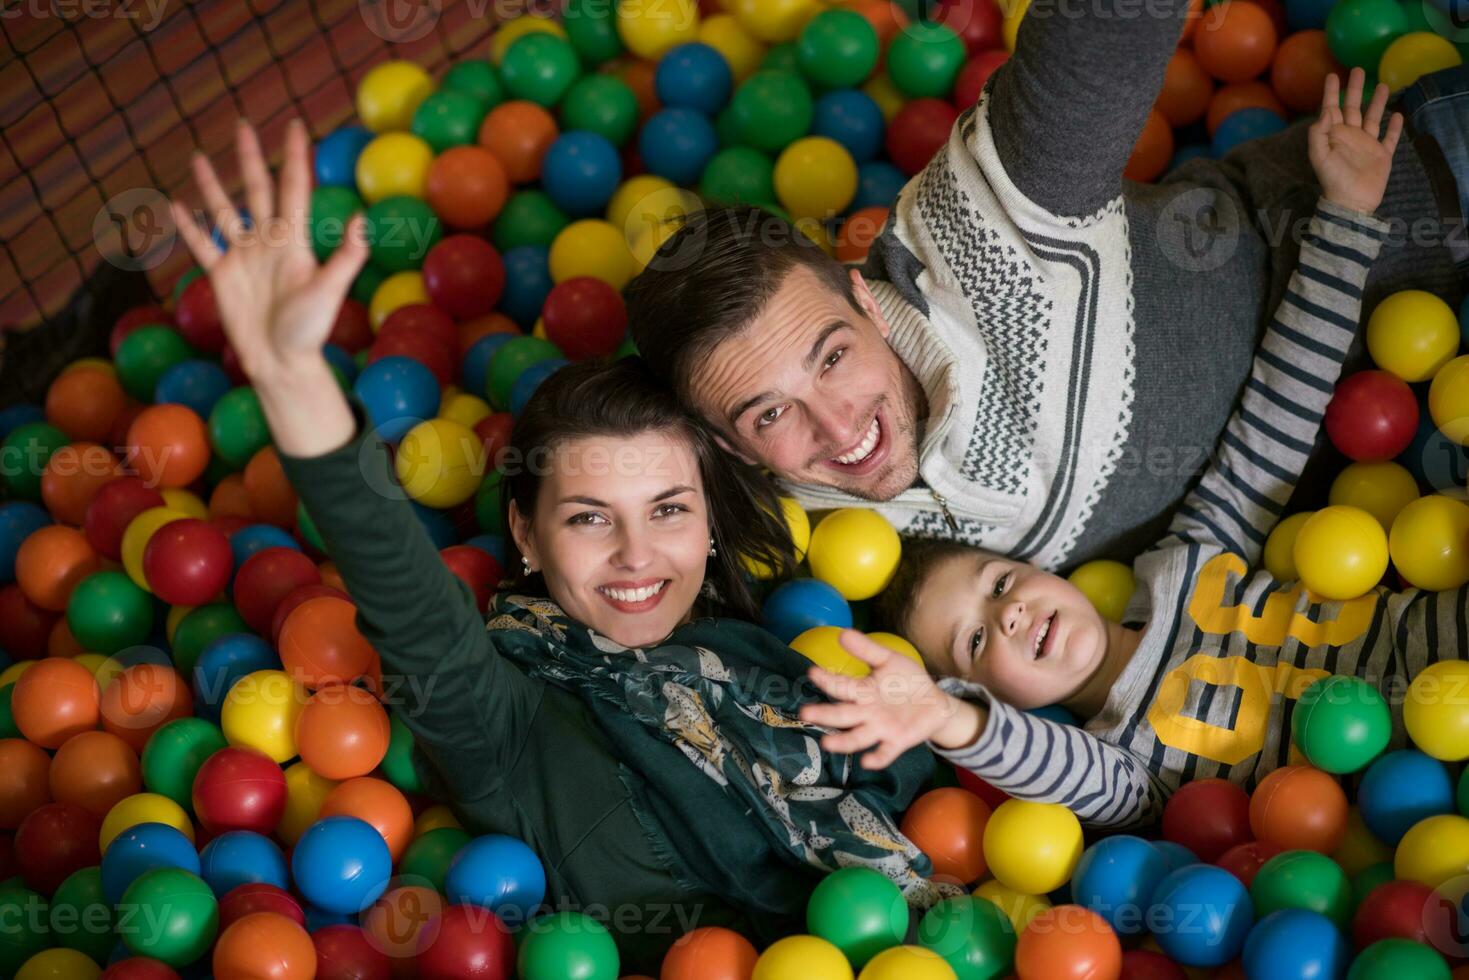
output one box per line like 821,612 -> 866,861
823,348 -> 845,371
991,572 -> 1010,599
756,405 -> 785,428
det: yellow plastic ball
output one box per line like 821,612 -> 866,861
609,177 -> 700,245
700,14 -> 768,82
356,60 -> 434,133
808,508 -> 901,600
775,137 -> 858,221
0,659 -> 34,688
1263,512 -> 1313,582
743,496 -> 812,579
732,0 -> 819,42
1332,806 -> 1393,877
1429,355 -> 1469,445
440,391 -> 493,429
369,271 -> 430,328
1379,32 -> 1462,93
1329,461 -> 1420,532
857,945 -> 957,980
753,935 -> 854,980
791,625 -> 870,677
1002,0 -> 1030,50
121,506 -> 190,591
277,760 -> 339,846
16,948 -> 102,980
160,487 -> 208,520
221,668 -> 308,764
618,0 -> 702,59
415,803 -> 463,837
1066,559 -> 1135,623
1367,289 -> 1462,382
550,219 -> 637,288
491,15 -> 568,63
1405,661 -> 1469,762
395,418 -> 488,508
630,219 -> 686,274
982,799 -> 1083,895
100,792 -> 194,852
1292,505 -> 1389,600
355,132 -> 433,204
867,631 -> 925,666
972,879 -> 1051,933
165,603 -> 192,646
73,653 -> 112,682
862,73 -> 906,122
1391,494 -> 1469,591
62,356 -> 116,377
1394,812 -> 1469,890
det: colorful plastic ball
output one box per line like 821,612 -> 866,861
219,670 -> 307,765
50,729 -> 141,818
914,895 -> 1014,980
394,418 -> 488,507
356,60 -> 433,133
886,98 -> 958,176
1249,849 -> 1351,926
1196,1 -> 1279,81
315,126 -> 374,187
1221,844 -> 1286,891
15,948 -> 103,980
12,656 -> 100,749
49,865 -> 114,965
1429,354 -> 1469,445
752,935 -> 852,980
116,867 -> 217,966
805,867 -> 905,968
1389,495 -> 1469,592
551,218 -> 638,287
501,32 -> 582,108
699,147 -> 775,207
102,822 -> 200,904
220,882 -> 307,932
445,834 -> 546,927
1405,661 -> 1469,761
1211,106 -> 1288,156
275,762 -> 336,848
1241,908 -> 1350,980
1359,750 -> 1454,847
515,910 -> 619,980
320,777 -> 413,864
853,945 -> 955,979
124,404 -> 209,491
789,625 -> 874,676
365,195 -> 443,273
539,131 -> 623,218
1071,836 -> 1169,936
413,89 -> 491,155
813,89 -> 885,165
1367,290 -> 1460,382
1065,559 -> 1135,624
1329,460 -> 1419,532
478,100 -> 559,186
730,70 -> 814,153
99,959 -> 181,980
563,0 -> 624,66
798,10 -> 879,89
901,788 -> 991,885
774,136 -> 857,221
808,509 -> 900,601
396,827 -> 470,897
639,108 -> 719,186
0,881 -> 51,975
1353,879 -> 1455,951
190,635 -> 279,726
537,277 -> 625,361
311,924 -> 391,980
361,884 -> 445,964
140,518 -> 229,607
415,903 -> 516,980
351,355 -> 439,444
1350,938 -> 1453,979
1292,505 -> 1389,600
208,386 -> 271,469
291,816 -> 391,915
495,245 -> 553,326
191,746 -> 288,836
294,685 -> 390,781
617,0 -> 700,58
113,326 -> 194,403
1147,864 -> 1254,967
657,42 -> 735,114
1292,675 -> 1391,774
13,801 -> 101,895
355,132 -> 434,204
198,830 -> 288,897
983,799 -> 1083,896
67,569 -> 153,655
100,664 -> 191,754
3,422 -> 71,507
211,911 -> 316,979
1325,0 -> 1408,69
1012,905 -> 1121,980
486,335 -> 562,408
99,793 -> 194,855
1379,31 -> 1461,92
426,146 -> 509,231
886,21 -> 966,98
1249,765 -> 1348,852
1,502 -> 52,585
508,357 -> 568,417
761,578 -> 852,643
153,360 -> 231,421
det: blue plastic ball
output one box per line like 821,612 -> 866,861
640,108 -> 719,186
1358,749 -> 1455,845
199,831 -> 289,897
542,132 -> 624,217
852,160 -> 907,211
1286,0 -> 1337,29
211,206 -> 252,253
102,822 -> 202,903
510,358 -> 569,418
813,89 -> 885,164
305,904 -> 357,932
1148,864 -> 1254,967
500,245 -> 553,328
0,404 -> 45,441
353,355 -> 441,443
1400,397 -> 1469,494
1151,840 -> 1200,875
412,502 -> 459,550
292,816 -> 393,915
154,359 -> 232,418
1169,144 -> 1211,171
1241,909 -> 1351,980
193,632 -> 282,721
323,343 -> 360,386
229,525 -> 301,574
656,43 -> 734,115
445,834 -> 547,928
1212,108 -> 1288,157
761,578 -> 852,643
464,534 -> 506,564
0,501 -> 51,584
1072,836 -> 1169,936
316,126 -> 374,188
1027,704 -> 1079,726
462,333 -> 516,393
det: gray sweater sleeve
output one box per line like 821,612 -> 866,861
985,0 -> 1191,217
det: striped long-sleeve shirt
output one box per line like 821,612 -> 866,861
936,201 -> 1469,828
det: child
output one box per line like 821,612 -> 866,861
799,70 -> 1467,829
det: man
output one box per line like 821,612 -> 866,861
625,0 -> 1467,571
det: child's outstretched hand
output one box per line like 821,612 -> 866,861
798,630 -> 983,769
1311,67 -> 1403,216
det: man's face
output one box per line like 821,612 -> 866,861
687,265 -> 926,501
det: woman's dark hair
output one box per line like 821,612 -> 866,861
872,537 -> 983,639
499,356 -> 797,621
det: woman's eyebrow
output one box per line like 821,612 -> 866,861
558,485 -> 697,507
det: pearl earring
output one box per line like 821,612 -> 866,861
521,555 -> 532,573
707,537 -> 717,557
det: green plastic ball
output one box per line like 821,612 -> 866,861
1325,0 -> 1408,69
516,911 -> 620,980
380,712 -> 425,794
170,602 -> 250,678
411,90 -> 488,153
493,191 -> 570,251
1249,850 -> 1352,927
806,867 -> 906,968
0,684 -> 17,740
351,261 -> 389,306
1350,861 -> 1395,912
560,75 -> 641,146
67,570 -> 154,655
798,10 -> 879,88
49,866 -> 115,965
1292,675 -> 1391,774
565,0 -> 625,66
700,146 -> 777,205
501,33 -> 583,107
1347,938 -> 1451,979
0,883 -> 50,977
115,324 -> 196,401
118,867 -> 218,966
366,195 -> 443,273
475,469 -> 506,534
1,421 -> 68,502
715,104 -> 744,147
886,22 -> 966,99
171,266 -> 204,303
1399,0 -> 1432,33
487,336 -> 563,409
311,185 -> 364,263
141,717 -> 230,809
763,42 -> 802,75
614,335 -> 639,360
208,386 -> 270,468
442,60 -> 504,108
398,827 -> 471,895
918,895 -> 1016,980
730,70 -> 814,153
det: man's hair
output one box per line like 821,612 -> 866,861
873,537 -> 986,639
624,205 -> 861,406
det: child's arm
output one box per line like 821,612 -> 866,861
1159,70 -> 1398,564
799,632 -> 1166,828
172,121 -> 540,799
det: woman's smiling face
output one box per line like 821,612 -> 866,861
509,430 -> 712,648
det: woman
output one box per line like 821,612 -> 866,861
170,119 -> 945,970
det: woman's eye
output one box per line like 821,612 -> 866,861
653,503 -> 688,518
756,405 -> 785,429
991,572 -> 1010,599
569,512 -> 607,526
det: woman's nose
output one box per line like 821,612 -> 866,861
612,526 -> 654,569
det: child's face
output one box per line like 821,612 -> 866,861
905,553 -> 1110,709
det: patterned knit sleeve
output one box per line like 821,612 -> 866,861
933,680 -> 1167,828
1154,200 -> 1391,565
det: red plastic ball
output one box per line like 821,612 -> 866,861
1162,778 -> 1251,863
954,765 -> 1010,810
932,0 -> 1004,53
330,298 -> 375,354
191,746 -> 289,835
441,545 -> 502,614
1352,879 -> 1457,952
378,304 -> 459,360
367,329 -> 455,388
85,476 -> 167,561
269,583 -> 350,645
414,904 -> 515,980
474,413 -> 514,469
14,801 -> 102,894
1119,948 -> 1188,979
887,98 -> 960,176
100,663 -> 192,753
233,546 -> 322,634
1215,840 -> 1282,888
0,584 -> 57,659
219,882 -> 307,931
175,276 -> 226,353
1324,370 -> 1420,462
313,924 -> 392,980
101,960 -> 182,980
541,277 -> 628,360
953,50 -> 1009,110
424,236 -> 505,320
142,517 -> 232,605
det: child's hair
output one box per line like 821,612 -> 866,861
873,536 -> 988,639
499,356 -> 797,621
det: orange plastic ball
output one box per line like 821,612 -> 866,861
852,0 -> 908,50
660,926 -> 759,980
836,206 -> 890,264
899,787 -> 991,885
100,663 -> 193,753
126,403 -> 210,489
243,447 -> 298,529
1207,80 -> 1286,134
362,885 -> 445,963
477,101 -> 559,184
13,657 -> 101,749
209,472 -> 256,520
1248,765 -> 1348,853
213,912 -> 318,980
278,596 -> 379,689
619,59 -> 662,121
49,729 -> 142,818
41,442 -> 125,527
1157,48 -> 1214,126
426,145 -> 510,229
46,366 -> 126,443
15,525 -> 102,612
1180,0 -> 1205,43
458,312 -> 521,356
0,738 -> 52,828
1194,1 -> 1278,83
320,777 -> 414,862
1014,905 -> 1122,980
1271,29 -> 1340,114
1124,109 -> 1175,183
47,618 -> 87,659
294,685 -> 391,780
